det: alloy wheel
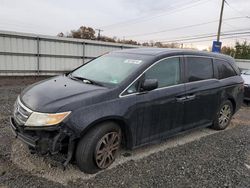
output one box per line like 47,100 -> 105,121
218,104 -> 231,127
95,131 -> 121,169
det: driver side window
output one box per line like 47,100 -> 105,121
124,57 -> 181,95
144,57 -> 181,88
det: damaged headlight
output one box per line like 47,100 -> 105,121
25,111 -> 71,127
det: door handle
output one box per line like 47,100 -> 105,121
176,96 -> 187,102
186,94 -> 196,100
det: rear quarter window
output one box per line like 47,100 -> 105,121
213,59 -> 237,79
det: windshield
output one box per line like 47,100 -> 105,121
71,53 -> 147,87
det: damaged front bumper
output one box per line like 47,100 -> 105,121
10,117 -> 76,167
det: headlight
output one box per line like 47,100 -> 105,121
25,111 -> 71,127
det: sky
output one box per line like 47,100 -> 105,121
0,0 -> 250,50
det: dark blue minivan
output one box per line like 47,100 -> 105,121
10,48 -> 244,173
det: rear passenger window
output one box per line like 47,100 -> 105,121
214,59 -> 237,79
186,57 -> 213,82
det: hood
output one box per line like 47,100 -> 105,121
20,75 -> 110,113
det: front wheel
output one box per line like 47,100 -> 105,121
212,100 -> 233,130
75,122 -> 121,174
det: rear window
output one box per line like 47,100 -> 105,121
186,57 -> 214,82
214,59 -> 237,79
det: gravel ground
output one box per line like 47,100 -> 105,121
0,77 -> 249,188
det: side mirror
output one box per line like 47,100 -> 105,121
141,79 -> 158,91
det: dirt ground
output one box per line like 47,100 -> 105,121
0,76 -> 249,188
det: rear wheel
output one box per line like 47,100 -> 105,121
212,100 -> 233,130
75,122 -> 121,174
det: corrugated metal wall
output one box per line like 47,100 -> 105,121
0,30 -> 138,76
1,30 -> 249,76
235,59 -> 250,70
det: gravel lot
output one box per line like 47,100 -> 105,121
0,76 -> 249,188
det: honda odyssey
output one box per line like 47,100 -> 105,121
10,48 -> 244,174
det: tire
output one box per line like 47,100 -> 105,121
212,100 -> 233,130
75,122 -> 121,174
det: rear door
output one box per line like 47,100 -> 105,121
183,56 -> 220,130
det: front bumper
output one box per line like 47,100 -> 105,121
10,117 -> 39,148
10,117 -> 76,167
10,117 -> 74,155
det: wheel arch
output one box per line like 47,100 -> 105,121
227,97 -> 236,113
79,116 -> 134,149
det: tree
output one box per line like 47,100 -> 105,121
99,36 -> 116,43
115,39 -> 139,45
154,42 -> 164,48
163,43 -> 180,48
221,41 -> 250,59
235,41 -> 250,59
142,42 -> 150,47
57,32 -> 64,37
56,25 -> 194,49
57,25 -> 140,45
69,26 -> 96,40
221,46 -> 235,57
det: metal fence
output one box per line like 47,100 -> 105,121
235,59 -> 250,70
0,30 -> 138,76
1,30 -> 250,76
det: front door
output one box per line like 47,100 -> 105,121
127,56 -> 186,145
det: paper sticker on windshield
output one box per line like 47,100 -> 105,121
124,59 -> 142,65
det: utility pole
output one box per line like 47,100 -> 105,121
95,29 -> 103,40
217,0 -> 225,42
212,0 -> 225,52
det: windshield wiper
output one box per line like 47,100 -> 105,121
68,74 -> 104,87
68,73 -> 81,81
82,78 -> 104,87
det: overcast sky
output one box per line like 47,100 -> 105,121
0,0 -> 250,49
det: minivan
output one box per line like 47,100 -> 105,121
10,48 -> 244,174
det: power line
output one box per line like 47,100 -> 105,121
138,27 -> 250,43
124,16 -> 246,38
169,31 -> 250,43
223,22 -> 249,41
186,34 -> 249,44
176,34 -> 250,44
100,0 -> 209,30
158,30 -> 250,43
225,0 -> 250,19
125,20 -> 217,38
115,0 -> 250,41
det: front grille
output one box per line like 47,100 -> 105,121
13,97 -> 32,126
